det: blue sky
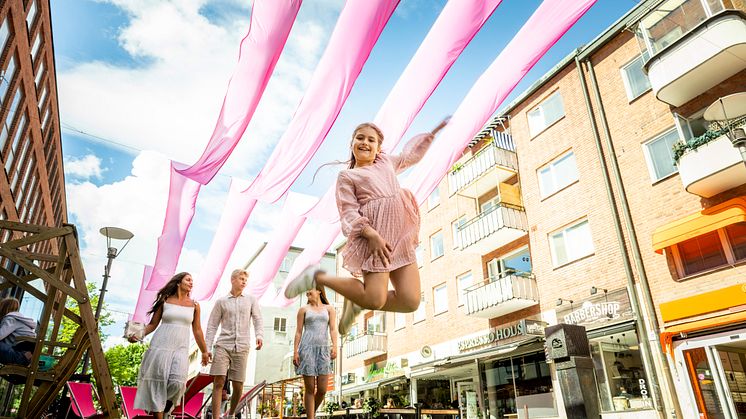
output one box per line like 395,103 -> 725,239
50,0 -> 640,345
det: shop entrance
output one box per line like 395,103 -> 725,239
677,331 -> 746,418
456,380 -> 479,419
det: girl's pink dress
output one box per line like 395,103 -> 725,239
336,133 -> 434,276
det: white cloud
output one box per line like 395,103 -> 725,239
64,154 -> 105,180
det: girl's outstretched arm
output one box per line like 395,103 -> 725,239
392,117 -> 449,173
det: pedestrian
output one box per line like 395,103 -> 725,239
205,269 -> 264,419
0,297 -> 36,365
293,285 -> 337,419
285,118 -> 449,334
129,272 -> 210,419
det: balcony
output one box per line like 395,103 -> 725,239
344,332 -> 387,359
448,139 -> 518,197
640,2 -> 746,107
464,273 -> 539,318
677,126 -> 746,198
457,203 -> 528,254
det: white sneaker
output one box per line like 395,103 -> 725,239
284,264 -> 321,298
338,298 -> 362,336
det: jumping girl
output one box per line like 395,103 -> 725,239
285,118 -> 448,334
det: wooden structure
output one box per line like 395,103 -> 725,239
0,221 -> 118,418
259,376 -> 305,419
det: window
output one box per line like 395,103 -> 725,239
643,129 -> 679,181
430,231 -> 444,260
636,0 -> 725,56
433,284 -> 448,314
549,219 -> 594,267
394,312 -> 406,330
37,85 -> 47,110
457,272 -> 472,305
589,330 -> 653,412
620,53 -> 651,100
528,91 -> 564,136
538,151 -> 579,198
670,223 -> 746,278
428,187 -> 440,210
34,61 -> 44,88
1,55 -> 16,104
273,317 -> 287,333
415,244 -> 423,267
30,32 -> 41,62
279,256 -> 292,272
0,17 -> 9,54
451,216 -> 466,249
413,293 -> 425,323
366,312 -> 385,333
675,112 -> 708,142
480,351 -> 556,418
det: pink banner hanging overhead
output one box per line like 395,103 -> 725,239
146,162 -> 201,291
252,0 -> 505,301
176,0 -> 302,184
269,0 -> 598,306
192,0 -> 400,300
133,265 -> 156,323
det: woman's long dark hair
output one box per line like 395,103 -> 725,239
317,284 -> 330,305
311,122 -> 384,183
148,272 -> 190,316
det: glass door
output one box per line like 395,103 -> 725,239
457,381 -> 479,419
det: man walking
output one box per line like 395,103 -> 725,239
205,269 -> 264,418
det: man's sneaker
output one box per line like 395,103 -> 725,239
284,264 -> 321,298
338,298 -> 362,336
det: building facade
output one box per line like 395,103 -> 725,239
337,0 -> 746,418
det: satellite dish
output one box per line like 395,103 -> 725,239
420,345 -> 433,358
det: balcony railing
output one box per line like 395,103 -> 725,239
344,332 -> 387,359
457,204 -> 528,251
464,272 -> 539,318
449,138 -> 517,195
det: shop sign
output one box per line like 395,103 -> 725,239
557,288 -> 634,330
366,361 -> 404,383
458,319 -> 545,352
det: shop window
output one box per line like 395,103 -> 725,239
433,283 -> 447,315
676,230 -> 728,276
549,219 -> 594,267
481,351 -> 556,418
620,53 -> 651,101
413,293 -> 425,323
430,231 -> 444,260
457,272 -> 472,306
589,330 -> 654,412
538,151 -> 578,198
642,128 -> 680,182
528,91 -> 564,137
428,187 -> 440,210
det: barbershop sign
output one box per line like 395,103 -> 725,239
556,288 -> 634,330
458,319 -> 545,352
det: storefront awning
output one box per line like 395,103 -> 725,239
660,310 -> 746,355
342,381 -> 380,395
652,197 -> 746,254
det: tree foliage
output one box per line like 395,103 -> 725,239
104,343 -> 148,387
58,282 -> 114,345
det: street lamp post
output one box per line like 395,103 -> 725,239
80,226 -> 133,375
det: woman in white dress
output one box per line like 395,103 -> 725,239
128,272 -> 210,418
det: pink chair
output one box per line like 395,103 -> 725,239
234,380 -> 266,414
66,382 -> 106,419
170,392 -> 204,419
119,386 -> 152,419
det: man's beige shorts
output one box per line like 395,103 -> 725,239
210,346 -> 249,382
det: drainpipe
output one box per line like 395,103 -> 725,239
573,56 -> 662,413
582,58 -> 682,418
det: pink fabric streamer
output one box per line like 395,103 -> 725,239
259,0 -> 505,303
191,179 -> 257,301
269,0 -> 597,307
241,0 -> 400,203
176,1 -> 302,184
146,162 -> 201,291
192,0 -> 399,300
133,265 -> 156,323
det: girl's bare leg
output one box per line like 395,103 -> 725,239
316,272 -> 389,310
381,263 -> 421,313
303,375 -> 317,419
315,375 -> 329,411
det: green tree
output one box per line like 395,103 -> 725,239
58,282 -> 114,345
104,343 -> 148,387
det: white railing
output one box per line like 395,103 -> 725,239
458,204 -> 528,250
448,138 -> 517,194
344,333 -> 387,358
465,273 -> 538,316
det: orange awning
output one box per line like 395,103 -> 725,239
660,310 -> 746,356
652,197 -> 746,254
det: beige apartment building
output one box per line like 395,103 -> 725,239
336,0 -> 746,419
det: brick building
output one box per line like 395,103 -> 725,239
335,0 -> 746,418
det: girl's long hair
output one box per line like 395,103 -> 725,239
0,298 -> 20,318
148,272 -> 190,316
317,284 -> 330,305
311,122 -> 384,183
